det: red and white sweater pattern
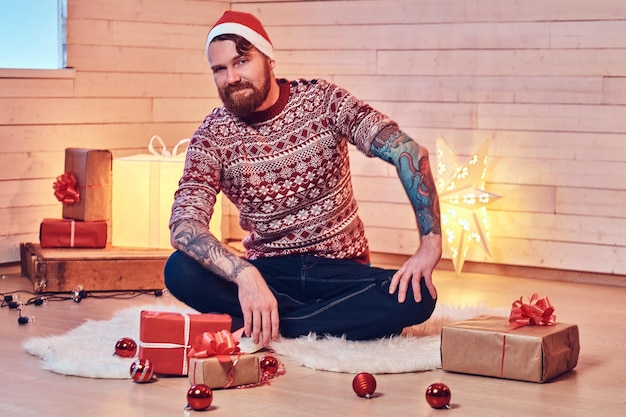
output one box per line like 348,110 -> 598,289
170,78 -> 397,262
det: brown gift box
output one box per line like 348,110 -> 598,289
441,315 -> 580,383
62,148 -> 112,222
39,218 -> 107,248
138,311 -> 232,376
188,355 -> 260,389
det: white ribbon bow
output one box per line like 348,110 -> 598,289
148,135 -> 190,157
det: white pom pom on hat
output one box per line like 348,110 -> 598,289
205,10 -> 275,60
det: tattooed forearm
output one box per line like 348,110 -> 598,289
371,129 -> 441,236
171,220 -> 250,282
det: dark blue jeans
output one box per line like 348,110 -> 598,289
164,251 -> 436,340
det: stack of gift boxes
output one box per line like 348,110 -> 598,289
41,148 -> 112,248
139,311 -> 263,388
42,142 -> 221,250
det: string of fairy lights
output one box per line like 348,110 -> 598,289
1,286 -> 166,325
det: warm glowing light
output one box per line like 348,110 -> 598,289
436,138 -> 501,274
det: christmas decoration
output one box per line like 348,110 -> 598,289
114,337 -> 137,358
259,354 -> 279,378
509,293 -> 556,326
53,172 -> 81,205
352,372 -> 377,399
138,310 -> 231,376
436,137 -> 501,274
186,384 -> 213,411
130,358 -> 155,383
425,382 -> 451,409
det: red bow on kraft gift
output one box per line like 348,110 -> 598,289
53,172 -> 81,205
509,293 -> 556,326
189,329 -> 241,358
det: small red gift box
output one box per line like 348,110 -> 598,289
39,218 -> 107,248
138,310 -> 232,376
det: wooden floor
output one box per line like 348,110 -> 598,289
1,261 -> 625,417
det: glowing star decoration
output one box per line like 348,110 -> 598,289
436,137 -> 501,274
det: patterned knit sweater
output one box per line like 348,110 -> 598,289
170,78 -> 398,262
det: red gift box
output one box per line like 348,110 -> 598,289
138,310 -> 232,376
39,218 -> 107,248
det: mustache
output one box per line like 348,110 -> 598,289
224,82 -> 254,95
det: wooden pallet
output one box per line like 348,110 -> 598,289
19,242 -> 172,293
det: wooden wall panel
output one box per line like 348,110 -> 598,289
234,0 -> 625,277
378,50 -> 626,77
67,45 -> 208,73
73,73 -> 217,98
2,0 -> 625,280
0,78 -> 74,98
0,98 -> 153,125
332,75 -> 605,105
270,23 -> 553,51
235,0 -> 626,24
0,0 -> 229,262
68,0 -> 228,25
1,123 -> 200,153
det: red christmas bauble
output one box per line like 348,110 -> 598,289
115,337 -> 137,358
352,372 -> 377,399
187,384 -> 213,411
259,355 -> 279,377
425,382 -> 451,409
129,358 -> 154,383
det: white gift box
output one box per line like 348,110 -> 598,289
112,137 -> 221,249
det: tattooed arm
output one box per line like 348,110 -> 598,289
170,220 -> 279,346
371,128 -> 442,303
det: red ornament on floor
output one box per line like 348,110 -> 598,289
129,358 -> 155,383
352,372 -> 377,399
186,384 -> 213,411
114,337 -> 137,358
425,382 -> 451,409
259,354 -> 279,377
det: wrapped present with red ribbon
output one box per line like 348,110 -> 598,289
138,311 -> 232,376
39,218 -> 107,248
441,295 -> 580,383
59,148 -> 112,222
187,329 -> 261,389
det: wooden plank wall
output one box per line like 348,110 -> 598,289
230,0 -> 626,277
0,0 -> 229,262
1,0 -> 625,279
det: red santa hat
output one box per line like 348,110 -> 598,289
205,11 -> 275,60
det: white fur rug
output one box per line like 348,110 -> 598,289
23,303 -> 504,378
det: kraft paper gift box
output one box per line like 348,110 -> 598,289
61,148 -> 112,222
441,315 -> 580,383
111,152 -> 222,249
39,218 -> 107,248
188,355 -> 260,389
138,310 -> 232,376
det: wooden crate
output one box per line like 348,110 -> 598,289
19,242 -> 172,293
